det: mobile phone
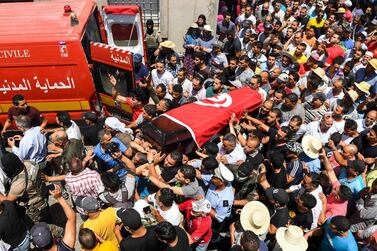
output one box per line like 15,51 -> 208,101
143,206 -> 151,214
47,184 -> 56,192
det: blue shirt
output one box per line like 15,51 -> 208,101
300,154 -> 321,173
12,126 -> 47,163
338,168 -> 365,197
94,137 -> 128,176
355,68 -> 377,93
321,217 -> 358,251
205,183 -> 234,222
135,64 -> 149,82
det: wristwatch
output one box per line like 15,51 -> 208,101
148,160 -> 153,164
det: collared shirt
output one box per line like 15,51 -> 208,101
12,126 -> 47,163
65,168 -> 103,200
206,183 -> 234,222
93,137 -> 128,177
217,143 -> 246,165
300,154 -> 321,173
305,121 -> 338,144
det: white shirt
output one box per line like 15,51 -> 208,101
147,193 -> 183,226
356,118 -> 374,133
237,13 -> 257,26
192,86 -> 206,101
151,69 -> 174,88
305,121 -> 338,144
173,78 -> 193,95
0,168 -> 9,195
218,142 -> 246,164
333,119 -> 345,134
324,87 -> 344,110
309,186 -> 323,230
66,120 -> 81,140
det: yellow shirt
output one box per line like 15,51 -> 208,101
290,51 -> 308,64
306,18 -> 325,28
88,241 -> 119,251
82,208 -> 119,247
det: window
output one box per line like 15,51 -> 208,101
111,23 -> 139,47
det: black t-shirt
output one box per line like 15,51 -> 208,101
290,208 -> 313,230
362,136 -> 377,158
270,206 -> 289,228
120,226 -> 162,251
164,227 -> 191,251
267,167 -> 287,189
0,201 -> 28,248
80,123 -> 102,146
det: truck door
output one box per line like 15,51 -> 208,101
90,41 -> 135,121
101,6 -> 147,63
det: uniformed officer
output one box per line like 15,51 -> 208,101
205,163 -> 235,242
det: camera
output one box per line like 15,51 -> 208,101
47,184 -> 56,192
143,206 -> 151,215
104,142 -> 120,155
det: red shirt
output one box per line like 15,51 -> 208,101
179,200 -> 212,244
7,106 -> 44,127
120,97 -> 143,122
326,45 -> 344,65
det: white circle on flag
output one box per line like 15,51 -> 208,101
195,93 -> 233,108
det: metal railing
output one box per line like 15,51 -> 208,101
107,0 -> 160,28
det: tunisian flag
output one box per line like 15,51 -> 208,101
161,87 -> 262,147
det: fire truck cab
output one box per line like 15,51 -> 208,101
0,0 -> 146,125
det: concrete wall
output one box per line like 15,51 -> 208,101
159,0 -> 219,53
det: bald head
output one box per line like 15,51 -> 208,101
52,130 -> 68,145
344,144 -> 358,157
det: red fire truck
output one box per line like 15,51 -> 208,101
0,0 -> 147,124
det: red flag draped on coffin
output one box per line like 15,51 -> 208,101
161,87 -> 263,147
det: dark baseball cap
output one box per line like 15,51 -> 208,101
75,196 -> 101,213
266,187 -> 289,205
82,111 -> 98,123
348,159 -> 366,174
117,208 -> 142,230
31,222 -> 52,248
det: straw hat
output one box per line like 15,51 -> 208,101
203,24 -> 213,32
346,90 -> 359,102
312,67 -> 325,79
302,135 -> 322,159
280,51 -> 295,62
355,81 -> 371,95
336,7 -> 346,14
368,58 -> 377,70
276,225 -> 308,251
240,201 -> 270,235
160,40 -> 176,48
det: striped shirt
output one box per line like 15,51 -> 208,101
65,168 -> 103,200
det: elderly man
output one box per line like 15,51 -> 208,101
7,115 -> 47,165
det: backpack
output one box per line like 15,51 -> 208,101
19,161 -> 48,204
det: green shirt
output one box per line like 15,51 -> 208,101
205,87 -> 228,98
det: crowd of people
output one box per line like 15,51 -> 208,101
0,0 -> 377,250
